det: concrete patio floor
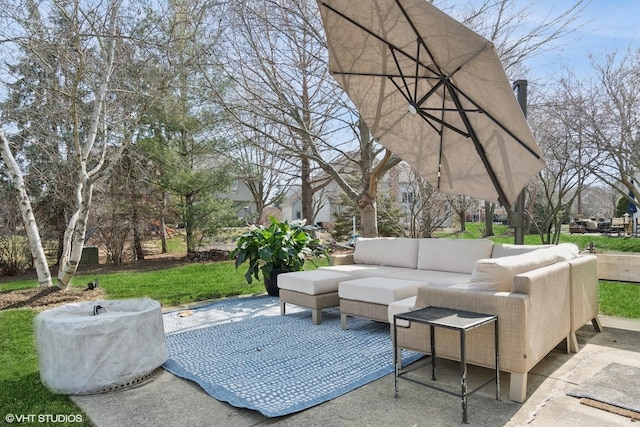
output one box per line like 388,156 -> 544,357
71,315 -> 640,426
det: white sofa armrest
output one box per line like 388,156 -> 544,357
388,296 -> 418,326
567,255 -> 601,351
510,262 -> 572,365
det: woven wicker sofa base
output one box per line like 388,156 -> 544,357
279,289 -> 339,325
340,298 -> 388,330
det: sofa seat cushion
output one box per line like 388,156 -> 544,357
320,265 -> 413,279
277,270 -> 352,295
417,238 -> 493,274
386,269 -> 470,287
388,296 -> 418,326
339,277 -> 425,306
353,237 -> 419,268
468,248 -> 559,292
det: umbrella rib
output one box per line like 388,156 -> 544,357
418,110 -> 469,138
332,71 -> 440,80
413,38 -> 420,103
421,107 -> 480,113
319,2 -> 440,77
447,82 -> 512,211
417,111 -> 443,134
390,48 -> 414,103
450,82 -> 543,160
388,75 -> 414,106
414,78 -> 446,109
394,0 -> 444,76
445,42 -> 493,81
436,86 -> 447,190
388,74 -> 466,137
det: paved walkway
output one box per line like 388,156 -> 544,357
71,315 -> 640,426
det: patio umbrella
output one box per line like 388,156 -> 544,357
316,0 -> 546,210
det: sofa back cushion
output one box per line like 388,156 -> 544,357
553,243 -> 580,261
353,237 -> 419,268
417,238 -> 493,274
491,243 -> 553,258
468,248 -> 559,292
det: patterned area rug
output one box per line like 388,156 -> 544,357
162,296 -> 421,417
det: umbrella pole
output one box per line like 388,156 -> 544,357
513,81 -> 528,245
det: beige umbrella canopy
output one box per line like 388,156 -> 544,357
316,0 -> 546,211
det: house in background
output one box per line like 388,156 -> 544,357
280,162 -> 454,230
219,179 -> 258,222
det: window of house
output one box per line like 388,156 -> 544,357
402,191 -> 414,204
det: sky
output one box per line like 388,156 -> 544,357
525,0 -> 640,80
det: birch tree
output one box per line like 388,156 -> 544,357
0,129 -> 51,286
0,0 -> 151,288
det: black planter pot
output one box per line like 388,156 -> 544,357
263,269 -> 289,297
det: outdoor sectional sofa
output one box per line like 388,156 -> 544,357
313,237 -> 602,403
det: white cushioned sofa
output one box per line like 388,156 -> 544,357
321,237 -> 601,402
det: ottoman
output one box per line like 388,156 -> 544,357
278,270 -> 352,324
338,277 -> 426,329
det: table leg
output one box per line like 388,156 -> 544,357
430,324 -> 436,381
495,319 -> 500,401
461,330 -> 468,424
394,319 -> 399,399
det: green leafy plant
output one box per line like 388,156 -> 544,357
230,217 -> 327,284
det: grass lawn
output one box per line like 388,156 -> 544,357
0,309 -> 89,427
1,229 -> 639,424
81,261 -> 265,306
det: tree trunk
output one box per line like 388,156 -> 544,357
483,203 -> 495,237
185,193 -> 195,253
132,205 -> 144,261
160,191 -> 168,253
357,193 -> 378,238
55,206 -> 66,266
57,180 -> 94,289
300,155 -> 314,224
458,211 -> 466,232
1,131 -> 52,287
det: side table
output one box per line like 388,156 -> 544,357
393,306 -> 499,423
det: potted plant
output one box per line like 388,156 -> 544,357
230,217 -> 327,296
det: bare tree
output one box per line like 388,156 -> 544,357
401,169 -> 450,238
555,50 -> 640,208
526,83 -> 599,243
229,120 -> 295,225
222,0 -> 401,237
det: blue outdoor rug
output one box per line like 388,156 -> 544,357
162,296 -> 422,417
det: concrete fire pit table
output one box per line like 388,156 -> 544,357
34,298 -> 167,395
